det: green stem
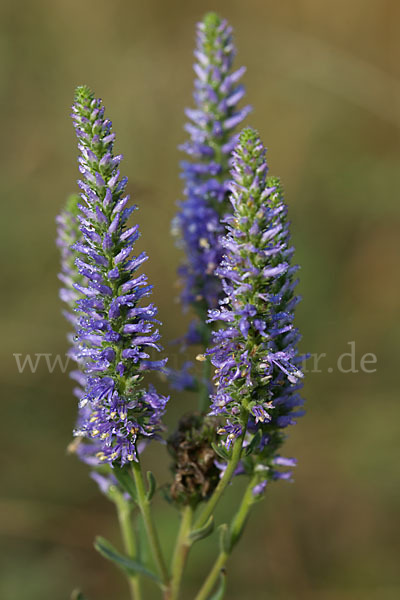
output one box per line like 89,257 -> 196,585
131,461 -> 170,589
228,475 -> 257,550
114,493 -> 142,600
194,551 -> 228,600
167,505 -> 194,600
194,475 -> 257,600
193,424 -> 247,531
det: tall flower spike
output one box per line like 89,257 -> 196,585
70,85 -> 168,466
207,128 -> 305,483
173,12 -> 251,344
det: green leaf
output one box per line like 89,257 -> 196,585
209,569 -> 227,600
94,536 -> 161,584
211,442 -> 230,461
189,515 -> 214,543
146,470 -> 156,501
244,430 -> 262,456
218,524 -> 231,554
112,466 -> 138,502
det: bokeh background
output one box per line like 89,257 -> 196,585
1,0 -> 399,598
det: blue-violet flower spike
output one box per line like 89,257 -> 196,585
207,127 -> 305,482
173,12 -> 251,344
70,85 -> 168,467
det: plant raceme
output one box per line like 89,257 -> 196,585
57,12 -> 305,600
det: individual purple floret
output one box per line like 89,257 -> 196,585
206,127 -> 305,483
173,12 -> 251,345
70,85 -> 168,466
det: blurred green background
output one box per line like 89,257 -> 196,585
1,0 -> 399,598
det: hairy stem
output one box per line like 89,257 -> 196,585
193,424 -> 247,531
194,474 -> 257,600
228,474 -> 257,550
167,505 -> 194,600
131,461 -> 170,588
114,493 -> 142,600
194,551 -> 228,600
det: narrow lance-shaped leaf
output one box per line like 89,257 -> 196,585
189,515 -> 214,543
94,536 -> 161,584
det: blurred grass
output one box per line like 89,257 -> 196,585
1,0 -> 400,598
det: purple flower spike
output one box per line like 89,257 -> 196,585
68,86 -> 168,467
173,12 -> 251,347
206,128 -> 305,479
